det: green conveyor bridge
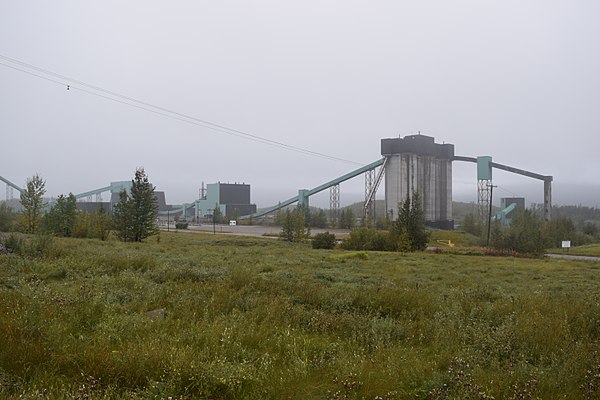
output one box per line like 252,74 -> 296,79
241,158 -> 385,220
2,151 -> 552,222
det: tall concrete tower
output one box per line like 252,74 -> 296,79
381,134 -> 454,229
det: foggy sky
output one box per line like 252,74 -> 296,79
1,1 -> 599,209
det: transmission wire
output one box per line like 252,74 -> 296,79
0,54 -> 363,166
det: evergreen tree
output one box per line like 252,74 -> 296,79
43,193 -> 77,236
113,190 -> 133,241
392,192 -> 430,251
113,168 -> 158,242
408,193 -> 430,250
20,174 -> 46,234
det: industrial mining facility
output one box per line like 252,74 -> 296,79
1,134 -> 552,229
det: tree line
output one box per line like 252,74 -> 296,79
462,208 -> 600,256
279,193 -> 431,252
0,168 -> 159,243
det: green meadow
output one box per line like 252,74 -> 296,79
1,232 -> 599,399
547,244 -> 600,258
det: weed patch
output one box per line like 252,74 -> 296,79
0,232 -> 598,398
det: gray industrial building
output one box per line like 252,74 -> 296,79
194,183 -> 256,220
74,178 -> 172,215
382,134 -> 454,229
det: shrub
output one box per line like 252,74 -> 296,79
27,233 -> 57,258
312,232 -> 336,249
175,222 -> 189,229
0,203 -> 17,232
342,228 -> 394,251
330,251 -> 368,260
0,233 -> 60,258
0,233 -> 23,254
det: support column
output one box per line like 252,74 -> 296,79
477,156 -> 493,223
298,189 -> 310,208
329,184 -> 340,227
478,179 -> 491,223
364,170 -> 374,222
544,180 -> 552,221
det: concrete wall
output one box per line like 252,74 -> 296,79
219,183 -> 251,204
382,135 -> 454,229
195,183 -> 221,218
195,183 -> 256,219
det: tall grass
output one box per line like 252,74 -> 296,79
0,232 -> 599,398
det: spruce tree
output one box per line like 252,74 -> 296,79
113,190 -> 133,241
113,168 -> 158,242
44,193 -> 77,236
130,168 -> 159,242
392,192 -> 430,251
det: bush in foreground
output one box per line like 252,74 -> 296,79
311,232 -> 336,249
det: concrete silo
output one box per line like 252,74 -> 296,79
381,134 -> 454,229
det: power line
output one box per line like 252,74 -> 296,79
496,185 -> 520,198
0,54 -> 363,166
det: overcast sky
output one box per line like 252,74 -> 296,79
1,1 -> 599,208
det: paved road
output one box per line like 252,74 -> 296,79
545,253 -> 600,262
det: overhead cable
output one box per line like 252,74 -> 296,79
0,54 -> 363,166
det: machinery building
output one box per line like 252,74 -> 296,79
381,134 -> 454,229
194,183 -> 257,220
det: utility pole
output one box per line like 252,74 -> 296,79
486,184 -> 497,247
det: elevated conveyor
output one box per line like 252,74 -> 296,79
453,156 -> 553,221
74,186 -> 112,200
0,175 -> 25,194
241,158 -> 385,219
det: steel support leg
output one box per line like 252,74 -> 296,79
478,179 -> 491,223
364,170 -> 374,222
330,184 -> 340,227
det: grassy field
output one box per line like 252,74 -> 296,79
1,232 -> 600,399
547,243 -> 600,257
